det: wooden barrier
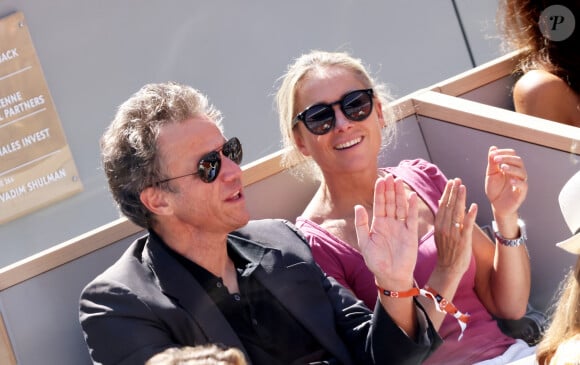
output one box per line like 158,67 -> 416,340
1,51 -> 579,364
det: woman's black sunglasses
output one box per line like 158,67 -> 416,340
156,137 -> 243,185
292,89 -> 374,135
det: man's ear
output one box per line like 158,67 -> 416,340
140,186 -> 171,216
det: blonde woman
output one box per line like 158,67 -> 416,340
275,50 -> 535,365
536,171 -> 580,364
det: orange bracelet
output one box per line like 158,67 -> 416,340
376,283 -> 470,340
376,286 -> 421,298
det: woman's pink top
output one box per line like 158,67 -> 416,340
296,159 -> 515,365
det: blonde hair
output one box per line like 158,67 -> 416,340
275,50 -> 398,180
146,344 -> 247,365
536,257 -> 580,364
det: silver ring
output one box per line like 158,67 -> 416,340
454,222 -> 461,228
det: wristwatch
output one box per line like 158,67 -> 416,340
492,219 -> 527,247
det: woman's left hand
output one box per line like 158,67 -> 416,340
433,178 -> 477,277
485,146 -> 528,217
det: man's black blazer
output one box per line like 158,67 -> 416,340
79,219 -> 440,365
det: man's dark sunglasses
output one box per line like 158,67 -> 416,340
292,89 -> 374,135
156,137 -> 243,185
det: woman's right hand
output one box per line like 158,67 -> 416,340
355,174 -> 419,290
433,178 -> 478,277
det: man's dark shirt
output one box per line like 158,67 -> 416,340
159,232 -> 337,365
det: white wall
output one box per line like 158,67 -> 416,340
0,0 -> 503,267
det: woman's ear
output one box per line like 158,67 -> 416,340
140,186 -> 172,216
293,129 -> 311,157
375,99 -> 386,128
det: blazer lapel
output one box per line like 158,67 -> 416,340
141,230 -> 353,365
243,241 -> 353,365
143,235 -> 247,353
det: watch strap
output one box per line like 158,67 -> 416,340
492,218 -> 527,247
